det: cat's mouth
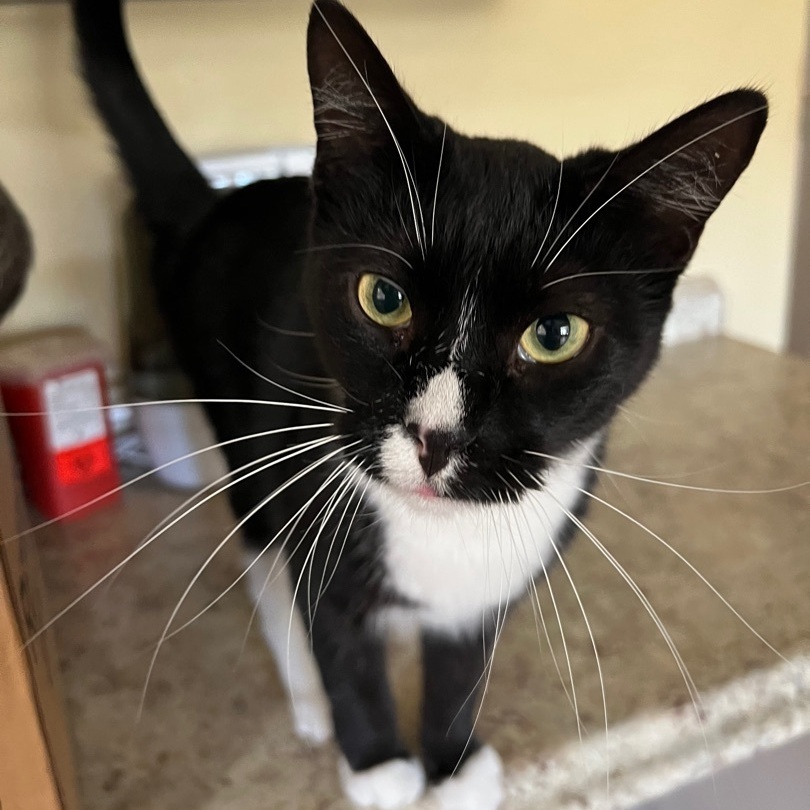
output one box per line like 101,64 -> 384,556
380,479 -> 464,512
414,484 -> 440,500
388,481 -> 444,501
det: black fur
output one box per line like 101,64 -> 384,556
421,627 -> 497,780
71,0 -> 767,793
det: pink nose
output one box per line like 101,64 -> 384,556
405,423 -> 455,477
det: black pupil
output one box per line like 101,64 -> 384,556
536,315 -> 571,351
372,280 -> 404,314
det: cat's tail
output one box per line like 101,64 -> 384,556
71,0 -> 215,238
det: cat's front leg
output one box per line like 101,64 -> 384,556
244,549 -> 333,745
421,629 -> 505,810
310,604 -> 426,809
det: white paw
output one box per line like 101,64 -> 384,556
291,692 -> 333,745
430,746 -> 504,810
339,757 -> 426,809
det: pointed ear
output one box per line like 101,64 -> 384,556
611,89 -> 767,263
307,0 -> 421,168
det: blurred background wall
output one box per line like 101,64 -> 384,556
0,0 -> 806,363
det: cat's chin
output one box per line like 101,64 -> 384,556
371,476 -> 460,511
390,481 -> 447,505
369,470 -> 502,510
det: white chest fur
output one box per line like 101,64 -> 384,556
366,438 -> 598,633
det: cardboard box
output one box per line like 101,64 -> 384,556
0,411 -> 79,810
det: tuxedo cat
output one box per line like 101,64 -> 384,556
71,1 -> 766,807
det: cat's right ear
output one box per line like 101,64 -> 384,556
307,0 -> 421,170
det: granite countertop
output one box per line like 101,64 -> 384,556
34,337 -> 809,810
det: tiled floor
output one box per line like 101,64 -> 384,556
32,338 -> 810,809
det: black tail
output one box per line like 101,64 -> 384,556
71,0 -> 215,239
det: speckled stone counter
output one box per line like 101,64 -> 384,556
32,337 -> 809,809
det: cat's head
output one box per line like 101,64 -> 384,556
303,0 -> 766,505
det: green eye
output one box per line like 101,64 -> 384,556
357,273 -> 412,327
518,314 -> 589,364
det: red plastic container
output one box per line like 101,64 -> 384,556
0,328 -> 120,521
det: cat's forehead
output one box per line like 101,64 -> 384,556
423,135 -> 567,263
442,135 -> 560,212
396,136 -> 566,291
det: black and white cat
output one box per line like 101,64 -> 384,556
72,1 -> 766,807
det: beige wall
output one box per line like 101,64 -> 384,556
0,0 -> 806,359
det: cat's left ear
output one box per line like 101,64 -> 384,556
610,89 -> 767,264
307,0 -> 422,170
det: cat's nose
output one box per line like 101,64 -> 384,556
405,423 -> 457,478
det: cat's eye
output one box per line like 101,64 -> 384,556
518,314 -> 589,364
357,273 -> 412,328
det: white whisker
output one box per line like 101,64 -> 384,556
526,449 -> 809,494
257,318 -> 315,339
24,434 -> 341,648
501,471 -> 584,744
549,490 -> 711,773
6,422 -> 333,544
304,459 -> 364,631
138,438 -> 362,718
217,340 -> 351,413
178,451 -> 360,647
430,122 -> 447,247
530,158 -> 565,269
525,485 -> 609,796
300,242 -> 413,270
536,153 -> 620,271
577,485 -> 789,664
310,463 -> 367,621
100,427 -> 334,601
540,267 -> 681,291
319,469 -> 371,602
1,395 -> 346,418
454,497 -> 513,775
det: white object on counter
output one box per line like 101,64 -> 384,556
663,275 -> 724,346
134,401 -> 228,490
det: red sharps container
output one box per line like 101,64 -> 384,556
0,328 -> 121,520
